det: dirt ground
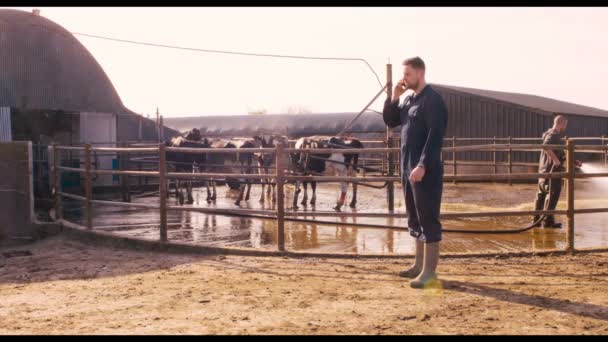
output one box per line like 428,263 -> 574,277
1,235 -> 608,335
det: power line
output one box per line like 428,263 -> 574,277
72,32 -> 384,88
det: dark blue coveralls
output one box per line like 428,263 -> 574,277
533,128 -> 565,226
383,85 -> 448,242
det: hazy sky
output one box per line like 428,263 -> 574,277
5,7 -> 608,117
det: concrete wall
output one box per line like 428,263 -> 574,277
0,141 -> 34,240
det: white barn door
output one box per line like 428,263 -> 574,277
79,112 -> 117,186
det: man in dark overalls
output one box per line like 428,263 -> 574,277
532,115 -> 581,228
383,57 -> 448,288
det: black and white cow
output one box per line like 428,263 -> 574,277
205,137 -> 264,206
290,136 -> 363,211
165,128 -> 210,204
227,138 -> 260,206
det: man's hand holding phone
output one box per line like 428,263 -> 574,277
392,79 -> 409,100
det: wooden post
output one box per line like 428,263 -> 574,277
120,142 -> 131,202
602,135 -> 608,167
493,136 -> 497,175
138,146 -> 143,186
84,144 -> 93,230
159,143 -> 168,242
566,139 -> 575,255
156,107 -> 160,143
159,115 -> 164,142
52,144 -> 63,221
276,142 -> 286,252
387,135 -> 395,213
138,116 -> 143,142
452,136 -> 457,184
386,63 -> 395,212
508,136 -> 513,185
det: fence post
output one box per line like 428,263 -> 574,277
275,142 -> 286,252
508,136 -> 513,186
452,136 -> 457,184
52,144 -> 63,221
159,115 -> 165,142
566,139 -> 575,255
138,115 -> 143,142
120,142 -> 131,202
159,143 -> 168,242
381,146 -> 386,174
85,144 -> 93,230
493,136 -> 497,175
602,135 -> 608,167
387,136 -> 395,213
385,62 -> 395,212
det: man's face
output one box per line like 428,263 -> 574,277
402,64 -> 423,90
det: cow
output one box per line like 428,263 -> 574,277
204,137 -> 262,206
290,135 -> 363,211
202,138 -> 235,202
165,128 -> 210,205
253,133 -> 288,204
229,138 -> 263,206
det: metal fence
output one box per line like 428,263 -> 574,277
50,139 -> 608,255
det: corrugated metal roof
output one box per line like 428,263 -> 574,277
164,112 -> 388,136
0,9 -> 124,113
433,83 -> 608,119
165,83 -> 608,138
0,107 -> 11,142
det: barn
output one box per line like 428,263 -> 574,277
164,83 -> 608,173
0,9 -> 179,194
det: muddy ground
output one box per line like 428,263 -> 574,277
1,235 -> 607,335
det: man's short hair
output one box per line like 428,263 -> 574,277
554,115 -> 568,125
402,56 -> 425,70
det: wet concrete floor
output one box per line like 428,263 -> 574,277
61,168 -> 608,255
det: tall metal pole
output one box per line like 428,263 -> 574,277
508,136 -> 513,186
602,135 -> 606,167
159,115 -> 164,142
452,136 -> 457,184
120,141 -> 131,202
53,144 -> 63,221
276,142 -> 286,252
159,143 -> 168,242
156,107 -> 160,143
138,115 -> 143,142
85,144 -> 93,230
386,63 -> 395,213
493,136 -> 497,175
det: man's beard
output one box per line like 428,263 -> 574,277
410,80 -> 419,91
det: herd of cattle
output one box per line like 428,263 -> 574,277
164,128 -> 364,211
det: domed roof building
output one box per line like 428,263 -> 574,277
0,8 -> 124,113
0,9 -> 177,192
0,9 -> 178,142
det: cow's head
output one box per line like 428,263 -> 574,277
252,134 -> 274,167
184,128 -> 202,141
296,138 -> 319,172
328,136 -> 345,148
253,133 -> 275,148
